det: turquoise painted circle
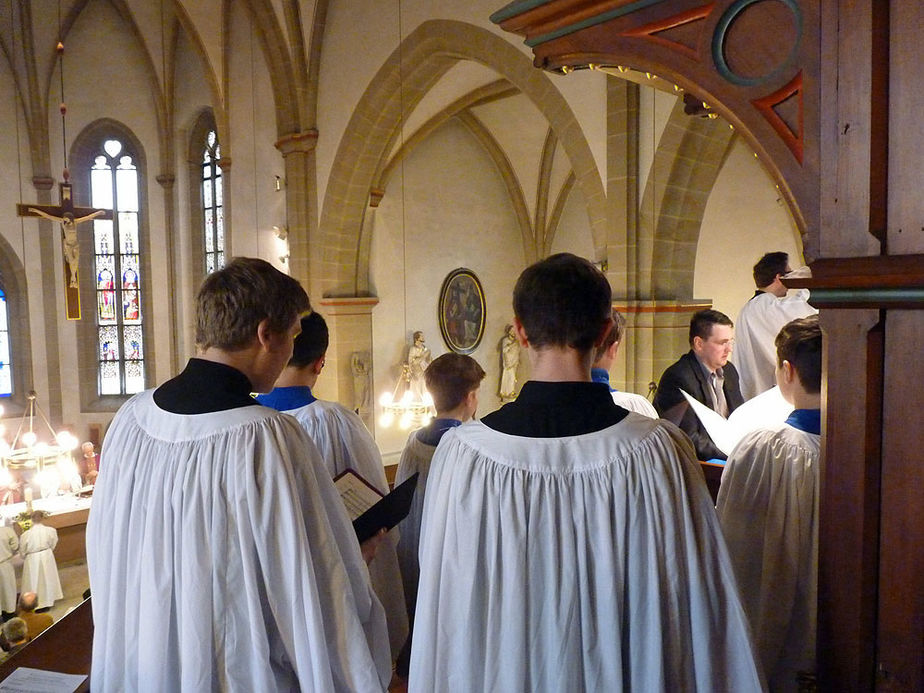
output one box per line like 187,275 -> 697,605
712,0 -> 803,87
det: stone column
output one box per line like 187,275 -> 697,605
155,173 -> 179,375
605,76 -> 639,299
316,297 -> 379,432
274,129 -> 318,295
31,175 -> 63,423
614,299 -> 711,397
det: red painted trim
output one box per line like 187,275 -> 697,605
620,3 -> 715,62
752,71 -> 804,164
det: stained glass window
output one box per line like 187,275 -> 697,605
91,139 -> 145,395
0,286 -> 11,397
202,130 -> 224,273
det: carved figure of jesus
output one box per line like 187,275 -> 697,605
27,207 -> 105,287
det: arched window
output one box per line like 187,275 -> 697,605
202,129 -> 225,273
90,138 -> 145,395
0,285 -> 11,397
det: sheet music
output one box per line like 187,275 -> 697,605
681,385 -> 793,456
333,471 -> 384,521
0,667 -> 87,693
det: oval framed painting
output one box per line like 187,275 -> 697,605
438,268 -> 486,354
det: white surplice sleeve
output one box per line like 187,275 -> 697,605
717,425 -> 820,690
291,399 -> 409,657
611,390 -> 659,418
394,432 -> 437,618
734,291 -> 817,400
292,400 -> 388,490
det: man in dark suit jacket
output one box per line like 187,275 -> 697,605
653,309 -> 744,460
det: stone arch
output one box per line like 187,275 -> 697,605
317,19 -> 606,298
639,98 -> 737,299
236,0 -> 301,138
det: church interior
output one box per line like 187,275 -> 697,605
0,0 -> 920,689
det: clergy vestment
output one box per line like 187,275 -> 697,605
409,381 -> 763,692
394,419 -> 461,622
393,420 -> 461,667
19,522 -> 63,610
733,290 -> 817,400
592,367 -> 659,418
0,525 -> 19,614
717,411 -> 821,692
87,359 -> 391,692
258,388 -> 409,658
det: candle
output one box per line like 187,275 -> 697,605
24,487 -> 32,503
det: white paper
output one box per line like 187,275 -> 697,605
333,470 -> 384,521
0,667 -> 87,693
681,386 -> 793,456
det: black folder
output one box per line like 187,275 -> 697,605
352,472 -> 419,543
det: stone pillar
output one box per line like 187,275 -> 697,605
614,299 -> 711,397
30,175 -> 63,423
274,130 -> 318,294
155,173 -> 179,375
316,297 -> 379,432
605,76 -> 639,299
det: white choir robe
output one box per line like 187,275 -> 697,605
87,390 -> 391,692
0,526 -> 19,613
611,390 -> 659,418
410,415 -> 765,692
717,423 -> 820,692
733,290 -> 817,400
286,399 -> 409,658
19,523 -> 63,609
394,431 -> 437,619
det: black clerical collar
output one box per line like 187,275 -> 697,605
482,380 -> 628,438
153,358 -> 258,414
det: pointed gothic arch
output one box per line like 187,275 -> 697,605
317,19 -> 607,298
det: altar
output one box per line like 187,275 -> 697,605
0,495 -> 92,563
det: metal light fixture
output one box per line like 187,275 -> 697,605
0,392 -> 80,501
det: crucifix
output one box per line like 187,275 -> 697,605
17,173 -> 113,320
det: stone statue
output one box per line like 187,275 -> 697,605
406,331 -> 431,401
499,324 -> 520,401
350,351 -> 372,414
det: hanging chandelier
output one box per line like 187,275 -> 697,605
0,391 -> 80,500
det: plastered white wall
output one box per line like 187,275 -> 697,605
695,138 -> 803,321
370,119 -> 525,459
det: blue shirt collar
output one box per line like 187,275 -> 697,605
255,386 -> 316,411
785,408 -> 821,435
590,368 -> 616,392
416,418 -> 462,446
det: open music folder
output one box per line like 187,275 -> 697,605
333,469 -> 419,543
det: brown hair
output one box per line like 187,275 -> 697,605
594,309 -> 626,361
753,251 -> 789,288
195,257 -> 310,351
513,253 -> 611,352
424,353 -> 486,412
775,314 -> 822,393
689,309 -> 733,346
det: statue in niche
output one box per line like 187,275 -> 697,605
499,324 -> 520,401
350,351 -> 372,415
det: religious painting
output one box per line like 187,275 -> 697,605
438,268 -> 486,354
